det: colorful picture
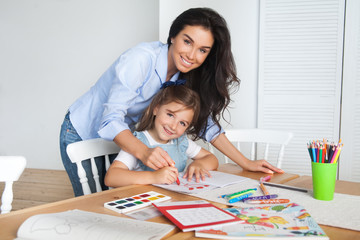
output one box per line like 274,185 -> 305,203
196,203 -> 328,239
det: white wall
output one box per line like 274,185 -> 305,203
0,0 -> 159,169
0,0 -> 258,169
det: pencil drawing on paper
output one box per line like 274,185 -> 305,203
17,209 -> 175,240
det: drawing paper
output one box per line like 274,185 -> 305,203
153,171 -> 247,194
192,178 -> 360,231
16,209 -> 175,240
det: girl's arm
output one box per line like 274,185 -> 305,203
104,160 -> 179,187
211,133 -> 284,174
113,130 -> 174,170
183,148 -> 218,183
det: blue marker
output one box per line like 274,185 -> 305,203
228,193 -> 254,203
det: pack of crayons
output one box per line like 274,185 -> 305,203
307,139 -> 343,164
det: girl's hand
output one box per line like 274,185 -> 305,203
143,147 -> 175,170
183,162 -> 211,183
244,159 -> 284,174
153,166 -> 179,184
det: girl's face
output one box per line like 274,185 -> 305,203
149,101 -> 194,144
168,25 -> 214,74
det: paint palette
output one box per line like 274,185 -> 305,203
104,191 -> 171,213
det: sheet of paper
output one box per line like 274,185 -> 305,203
194,171 -> 248,187
125,206 -> 162,221
192,178 -> 360,231
167,207 -> 234,226
153,171 -> 247,194
16,209 -> 174,240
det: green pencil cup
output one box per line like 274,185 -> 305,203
311,162 -> 338,201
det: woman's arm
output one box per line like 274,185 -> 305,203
104,160 -> 179,187
99,43 -> 175,170
211,133 -> 284,174
184,148 -> 219,182
113,130 -> 174,170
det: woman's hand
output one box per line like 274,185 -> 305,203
142,147 -> 175,170
211,133 -> 284,174
113,130 -> 174,170
153,166 -> 179,184
243,159 -> 284,174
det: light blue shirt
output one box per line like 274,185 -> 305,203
69,41 -> 222,142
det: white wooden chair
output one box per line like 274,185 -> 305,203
66,138 -> 120,195
209,129 -> 293,168
0,156 -> 26,214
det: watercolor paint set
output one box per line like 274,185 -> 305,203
104,191 -> 171,213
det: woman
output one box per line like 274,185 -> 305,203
60,7 -> 282,197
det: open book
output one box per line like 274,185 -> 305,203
16,209 -> 175,240
153,171 -> 247,194
195,203 -> 328,239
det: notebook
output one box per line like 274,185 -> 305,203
152,200 -> 243,232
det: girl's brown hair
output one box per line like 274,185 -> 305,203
136,85 -> 200,136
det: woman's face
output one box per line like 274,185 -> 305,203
168,25 -> 214,74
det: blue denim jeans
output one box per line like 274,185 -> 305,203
59,112 -> 115,197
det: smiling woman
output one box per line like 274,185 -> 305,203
167,25 -> 214,75
60,7 -> 283,197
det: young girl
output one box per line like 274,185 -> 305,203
104,85 -> 218,187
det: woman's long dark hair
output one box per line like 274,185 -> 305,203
167,7 -> 240,141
